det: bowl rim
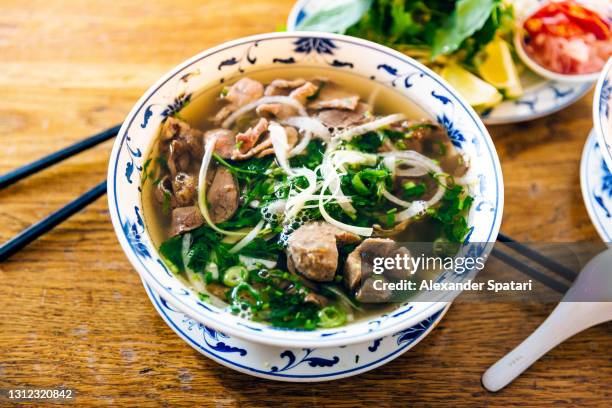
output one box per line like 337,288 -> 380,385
107,31 -> 504,348
593,57 -> 612,169
144,279 -> 452,381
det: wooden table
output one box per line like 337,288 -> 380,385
0,1 -> 610,406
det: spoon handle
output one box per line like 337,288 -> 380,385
482,302 -> 611,392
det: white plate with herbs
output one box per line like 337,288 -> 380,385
286,0 -> 594,125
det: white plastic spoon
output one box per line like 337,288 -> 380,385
482,249 -> 612,392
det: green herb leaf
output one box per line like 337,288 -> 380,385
431,0 -> 497,58
295,0 -> 373,33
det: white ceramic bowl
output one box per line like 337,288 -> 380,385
107,32 -> 504,349
594,58 -> 612,170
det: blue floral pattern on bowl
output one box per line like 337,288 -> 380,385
107,32 -> 503,349
580,130 -> 612,243
145,281 -> 448,381
594,59 -> 612,171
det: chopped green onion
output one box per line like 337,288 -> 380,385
403,181 -> 426,198
231,282 -> 262,308
317,306 -> 347,328
223,265 -> 248,287
351,173 -> 369,195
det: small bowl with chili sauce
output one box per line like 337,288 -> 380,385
514,0 -> 612,83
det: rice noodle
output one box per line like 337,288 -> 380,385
197,134 -> 248,237
229,219 -> 266,254
334,113 -> 406,142
222,96 -> 307,128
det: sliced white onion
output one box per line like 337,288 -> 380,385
282,116 -> 331,141
380,149 -> 448,222
318,195 -> 373,237
289,131 -> 312,157
222,96 -> 307,128
333,113 -> 406,142
239,255 -> 277,270
320,156 -> 356,215
318,176 -> 372,237
382,187 -> 413,208
268,122 -> 293,176
321,150 -> 380,216
380,150 -> 443,173
395,166 -> 429,177
395,177 -> 447,222
294,194 -> 351,202
285,167 -> 317,219
197,134 -> 248,237
330,150 -> 377,169
396,200 -> 428,220
229,219 -> 266,254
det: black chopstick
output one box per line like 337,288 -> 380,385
0,181 -> 107,262
0,124 -> 120,190
490,248 -> 569,293
496,232 -> 576,281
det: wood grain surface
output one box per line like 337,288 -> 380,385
0,0 -> 610,406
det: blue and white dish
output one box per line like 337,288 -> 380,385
286,0 -> 593,125
593,58 -> 612,171
143,280 -> 449,382
580,129 -> 612,243
107,32 -> 503,350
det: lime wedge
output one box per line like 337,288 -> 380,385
477,37 -> 523,98
440,63 -> 503,109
